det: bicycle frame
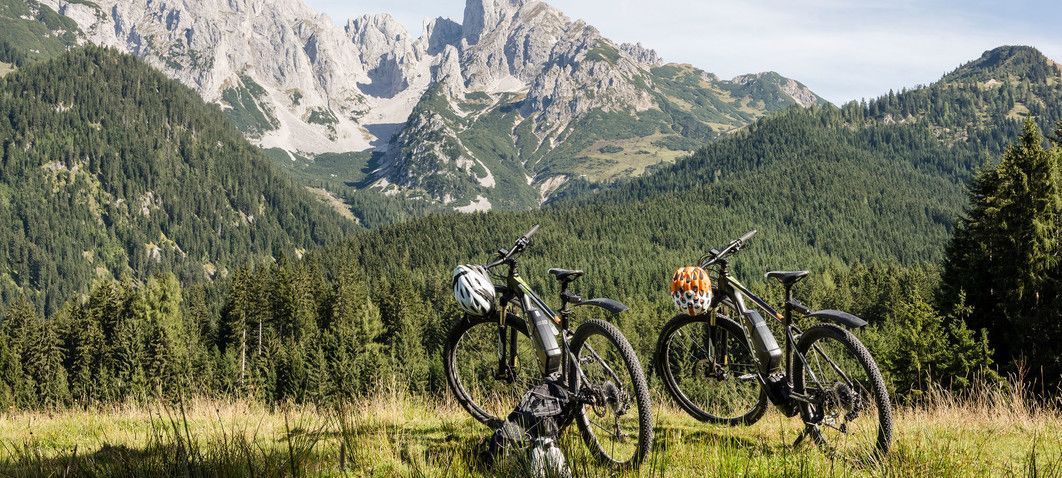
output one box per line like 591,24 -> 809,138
493,262 -> 579,384
713,270 -> 785,375
492,264 -> 627,409
710,262 -> 856,411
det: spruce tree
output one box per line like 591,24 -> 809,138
941,119 -> 1062,380
326,265 -> 384,397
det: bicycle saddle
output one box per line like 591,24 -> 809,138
766,270 -> 809,286
548,268 -> 584,283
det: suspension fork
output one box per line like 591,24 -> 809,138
704,310 -> 729,374
495,306 -> 515,382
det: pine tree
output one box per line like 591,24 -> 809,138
941,119 -> 1062,380
324,266 -> 384,397
4,297 -> 69,408
133,273 -> 185,395
59,300 -> 106,404
379,276 -> 430,392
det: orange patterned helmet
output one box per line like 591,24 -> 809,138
671,266 -> 713,315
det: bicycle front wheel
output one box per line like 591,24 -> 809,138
570,318 -> 653,468
443,313 -> 539,428
655,313 -> 767,425
793,323 -> 893,460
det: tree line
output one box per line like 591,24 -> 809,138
3,118 -> 1057,407
0,46 -> 1057,408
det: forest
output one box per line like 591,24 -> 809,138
0,120 -> 1057,408
0,47 -> 354,315
0,45 -> 1058,411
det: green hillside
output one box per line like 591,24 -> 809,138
557,45 -> 1062,258
0,47 -> 355,313
372,62 -> 827,211
0,0 -> 80,67
0,46 -> 1055,409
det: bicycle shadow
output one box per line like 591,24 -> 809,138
654,424 -> 775,454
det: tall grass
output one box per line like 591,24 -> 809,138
0,379 -> 1058,477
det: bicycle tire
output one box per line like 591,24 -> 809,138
655,313 -> 768,425
570,318 -> 654,468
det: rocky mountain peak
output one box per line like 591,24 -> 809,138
422,17 -> 463,55
346,13 -> 409,42
462,0 -> 527,44
620,42 -> 661,67
36,0 -> 828,212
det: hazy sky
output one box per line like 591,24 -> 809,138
306,0 -> 1062,104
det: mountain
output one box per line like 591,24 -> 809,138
0,47 -> 355,313
23,0 -> 824,213
0,0 -> 80,68
352,0 -> 827,210
552,45 -> 1061,255
323,45 -> 1062,294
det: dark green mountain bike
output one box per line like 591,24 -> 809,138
655,230 -> 893,460
443,226 -> 654,468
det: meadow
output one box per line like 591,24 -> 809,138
1,382 -> 1058,478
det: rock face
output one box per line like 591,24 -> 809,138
43,0 -> 826,211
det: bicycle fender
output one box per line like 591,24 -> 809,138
808,309 -> 867,328
573,298 -> 628,315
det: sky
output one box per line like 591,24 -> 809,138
306,0 -> 1062,105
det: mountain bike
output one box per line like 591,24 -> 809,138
655,230 -> 893,459
443,225 -> 654,467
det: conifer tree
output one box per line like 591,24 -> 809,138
941,119 -> 1062,379
379,276 -> 430,392
326,265 -> 384,396
5,297 -> 69,407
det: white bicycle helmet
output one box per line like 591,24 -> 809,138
453,264 -> 496,316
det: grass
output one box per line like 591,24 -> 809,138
574,134 -> 691,181
0,383 -> 1058,477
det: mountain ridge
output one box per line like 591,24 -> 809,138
22,0 -> 825,211
0,46 -> 355,312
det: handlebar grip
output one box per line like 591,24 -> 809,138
522,224 -> 540,240
739,229 -> 758,244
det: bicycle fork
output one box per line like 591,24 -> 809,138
495,310 -> 519,383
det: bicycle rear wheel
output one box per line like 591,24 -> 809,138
443,313 -> 540,427
793,323 -> 893,460
570,318 -> 653,468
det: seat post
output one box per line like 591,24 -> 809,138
782,282 -> 795,382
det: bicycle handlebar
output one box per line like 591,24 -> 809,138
522,224 -> 540,242
738,229 -> 757,244
700,229 -> 757,267
485,224 -> 540,269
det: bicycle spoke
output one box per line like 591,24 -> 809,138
575,327 -> 645,464
796,330 -> 888,462
662,316 -> 763,422
451,319 -> 539,423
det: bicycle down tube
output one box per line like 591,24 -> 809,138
718,274 -> 783,374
